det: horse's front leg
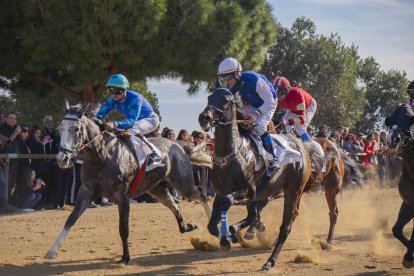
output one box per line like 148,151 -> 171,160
392,201 -> 414,269
207,195 -> 223,237
210,196 -> 232,250
45,182 -> 95,259
230,201 -> 259,239
114,190 -> 130,265
244,199 -> 269,240
392,202 -> 413,248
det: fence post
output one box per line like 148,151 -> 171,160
4,158 -> 9,203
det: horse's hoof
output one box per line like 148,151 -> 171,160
320,241 -> 333,251
230,234 -> 240,244
255,221 -> 266,232
261,261 -> 274,271
187,223 -> 198,232
109,261 -> 127,269
244,231 -> 256,240
44,251 -> 57,259
403,253 -> 414,269
220,236 -> 231,251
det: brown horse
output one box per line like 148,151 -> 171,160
199,87 -> 312,270
304,137 -> 345,246
386,103 -> 414,269
241,137 -> 346,247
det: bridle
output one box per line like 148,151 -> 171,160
59,116 -> 106,160
389,126 -> 413,150
206,93 -> 251,127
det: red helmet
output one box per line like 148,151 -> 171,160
272,76 -> 291,88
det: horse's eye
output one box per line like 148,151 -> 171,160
74,127 -> 79,132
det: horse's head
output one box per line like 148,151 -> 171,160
198,87 -> 235,131
385,103 -> 414,150
56,100 -> 89,168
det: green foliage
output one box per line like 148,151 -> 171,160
262,17 -> 408,130
354,57 -> 408,132
0,0 -> 276,100
0,89 -> 66,129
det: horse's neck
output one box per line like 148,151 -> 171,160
214,111 -> 242,157
82,118 -> 106,160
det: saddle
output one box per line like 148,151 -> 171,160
249,133 -> 302,172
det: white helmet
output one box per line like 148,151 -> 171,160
217,58 -> 242,75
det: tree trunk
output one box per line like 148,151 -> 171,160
82,85 -> 105,103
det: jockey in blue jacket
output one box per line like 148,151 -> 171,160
217,58 -> 279,172
96,74 -> 162,166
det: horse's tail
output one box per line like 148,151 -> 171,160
177,140 -> 213,168
339,148 -> 364,188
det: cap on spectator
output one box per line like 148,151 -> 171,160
320,125 -> 328,129
357,132 -> 365,138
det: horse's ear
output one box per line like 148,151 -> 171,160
64,99 -> 70,112
384,116 -> 390,127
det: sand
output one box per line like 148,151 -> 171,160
0,186 -> 412,275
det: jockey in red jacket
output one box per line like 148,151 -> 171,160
272,76 -> 317,142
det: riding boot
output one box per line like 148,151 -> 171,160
300,132 -> 312,142
135,132 -> 163,167
261,133 -> 279,174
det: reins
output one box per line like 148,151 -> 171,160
59,116 -> 108,160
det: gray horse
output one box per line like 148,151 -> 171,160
45,102 -> 211,265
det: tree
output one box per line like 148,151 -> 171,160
354,57 -> 408,132
0,81 -> 160,129
263,17 -> 363,128
0,0 -> 276,102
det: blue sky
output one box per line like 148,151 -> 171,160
148,0 -> 414,135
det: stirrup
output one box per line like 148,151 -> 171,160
266,159 -> 280,176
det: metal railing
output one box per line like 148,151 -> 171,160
0,154 -> 57,202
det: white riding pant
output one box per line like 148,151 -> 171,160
129,112 -> 160,136
283,99 -> 317,136
241,101 -> 277,136
129,112 -> 160,159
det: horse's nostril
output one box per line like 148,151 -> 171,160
205,115 -> 211,122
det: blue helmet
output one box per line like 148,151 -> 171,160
106,74 -> 129,89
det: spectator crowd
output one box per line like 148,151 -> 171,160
0,108 -> 401,214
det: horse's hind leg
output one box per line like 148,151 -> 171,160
323,175 -> 341,245
45,184 -> 94,259
148,183 -> 197,233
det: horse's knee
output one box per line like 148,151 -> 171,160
392,224 -> 403,239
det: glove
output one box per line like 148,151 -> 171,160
249,110 -> 261,121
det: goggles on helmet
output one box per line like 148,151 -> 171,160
219,72 -> 236,81
108,86 -> 125,95
278,87 -> 289,95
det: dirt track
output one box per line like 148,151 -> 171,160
0,186 -> 413,275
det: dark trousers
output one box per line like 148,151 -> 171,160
21,192 -> 42,209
